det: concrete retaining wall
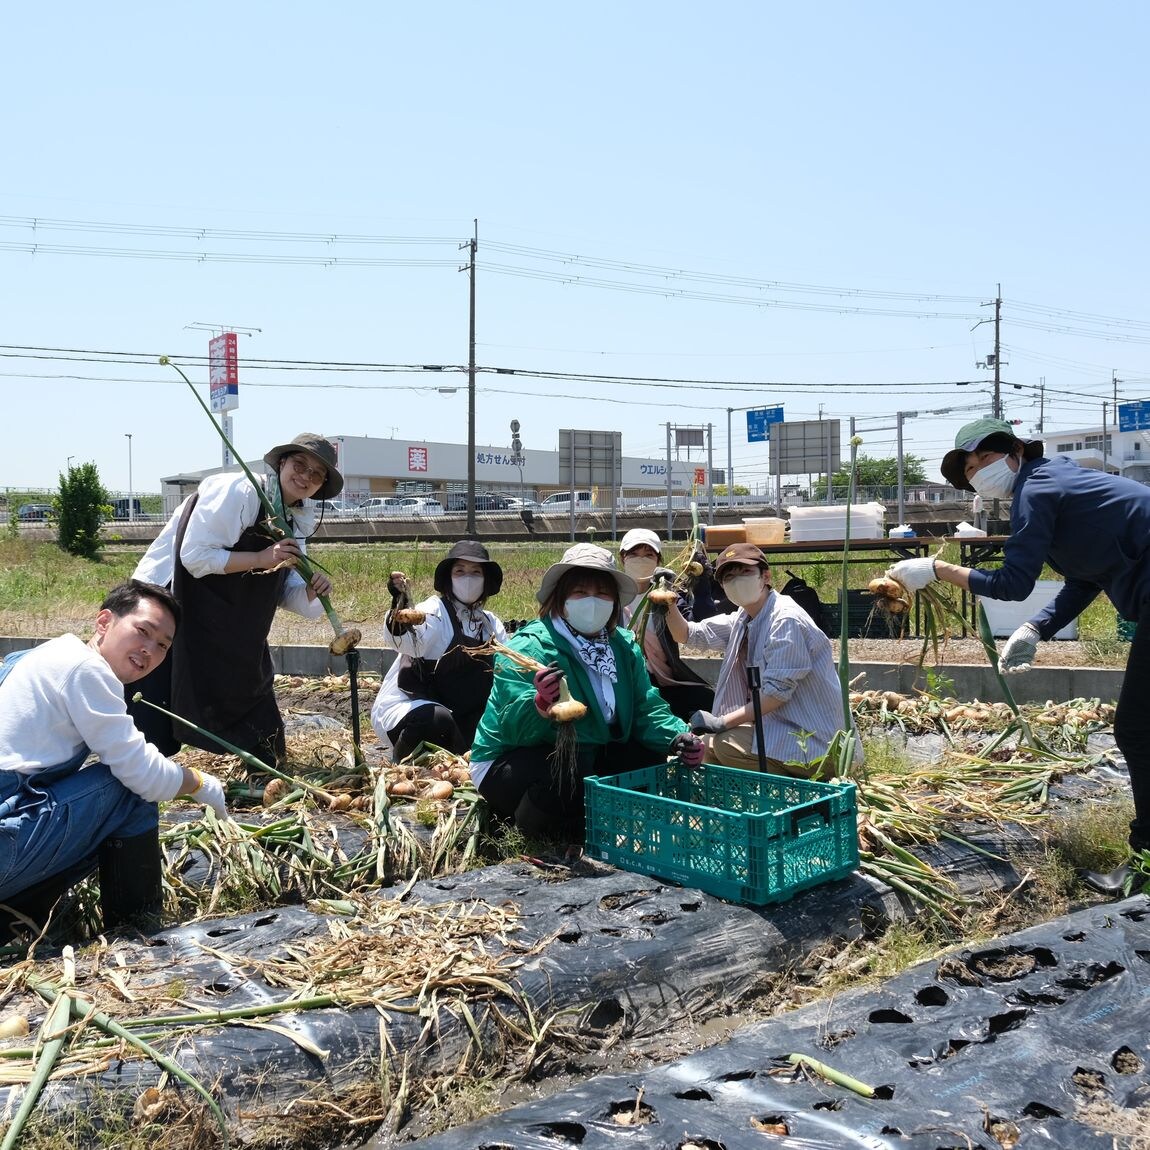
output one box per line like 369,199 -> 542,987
4,635 -> 1121,704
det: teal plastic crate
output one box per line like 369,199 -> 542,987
584,762 -> 859,906
1118,617 -> 1137,642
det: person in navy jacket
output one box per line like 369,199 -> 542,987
886,417 -> 1150,895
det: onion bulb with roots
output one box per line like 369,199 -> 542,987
391,608 -> 426,627
549,676 -> 587,723
866,576 -> 912,614
648,587 -> 678,606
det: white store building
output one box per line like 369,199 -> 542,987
160,434 -> 699,512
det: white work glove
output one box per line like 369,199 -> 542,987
886,557 -> 937,593
999,623 -> 1040,674
187,769 -> 229,819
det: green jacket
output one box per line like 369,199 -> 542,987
470,617 -> 687,762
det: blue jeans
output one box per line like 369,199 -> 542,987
0,753 -> 158,902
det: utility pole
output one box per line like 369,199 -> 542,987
1037,377 -> 1045,433
459,221 -> 478,537
992,284 -> 1002,420
973,286 -> 1004,419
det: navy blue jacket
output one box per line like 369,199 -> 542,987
968,455 -> 1150,638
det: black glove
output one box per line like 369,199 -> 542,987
652,566 -> 677,584
670,732 -> 706,766
689,709 -> 727,735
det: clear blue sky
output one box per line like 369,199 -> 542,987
3,1 -> 1148,494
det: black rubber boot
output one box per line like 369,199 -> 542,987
98,827 -> 164,933
0,873 -> 75,942
1078,863 -> 1132,896
513,792 -> 554,837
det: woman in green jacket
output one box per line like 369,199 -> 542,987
470,543 -> 704,836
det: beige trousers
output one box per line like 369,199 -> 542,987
703,724 -> 817,779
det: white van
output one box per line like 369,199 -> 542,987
538,490 -> 595,515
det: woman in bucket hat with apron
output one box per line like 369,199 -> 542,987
371,540 -> 507,762
887,417 -> 1150,894
130,434 -> 341,768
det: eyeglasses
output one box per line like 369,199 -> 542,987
287,455 -> 327,485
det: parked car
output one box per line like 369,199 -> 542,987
111,497 -> 143,520
17,503 -> 55,521
445,492 -> 513,513
355,497 -> 406,519
397,497 -> 445,518
538,490 -> 595,515
316,498 -> 358,517
496,493 -> 541,510
357,496 -> 445,519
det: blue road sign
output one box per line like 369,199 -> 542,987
1119,400 -> 1150,432
746,406 -> 784,443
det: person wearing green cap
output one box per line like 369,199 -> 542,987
886,417 -> 1150,895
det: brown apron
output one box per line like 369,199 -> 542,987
395,602 -> 495,746
169,494 -> 289,766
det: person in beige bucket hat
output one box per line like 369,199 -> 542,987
128,434 -> 340,769
469,544 -> 704,837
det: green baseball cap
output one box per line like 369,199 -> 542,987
940,418 -> 1018,492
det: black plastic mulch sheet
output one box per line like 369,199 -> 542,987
405,897 -> 1150,1150
0,823 -> 1114,1138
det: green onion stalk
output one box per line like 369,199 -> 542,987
159,356 -> 359,657
832,435 -> 863,777
133,693 -> 338,804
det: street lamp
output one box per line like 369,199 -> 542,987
66,455 -> 74,471
124,433 -> 134,522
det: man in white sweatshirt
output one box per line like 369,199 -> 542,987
0,580 -> 227,937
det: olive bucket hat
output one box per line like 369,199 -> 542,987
264,433 -> 344,500
536,543 -> 637,604
940,418 -> 1030,493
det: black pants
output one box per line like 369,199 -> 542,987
1114,597 -> 1150,850
388,703 -> 467,762
478,739 -> 664,837
657,682 -> 715,724
125,658 -> 182,757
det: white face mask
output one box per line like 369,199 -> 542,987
452,574 -> 485,604
623,555 -> 658,581
969,456 -> 1017,499
723,573 -> 765,608
564,596 -> 614,636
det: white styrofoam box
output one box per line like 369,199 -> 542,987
785,502 -> 886,542
979,580 -> 1078,640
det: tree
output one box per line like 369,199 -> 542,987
56,462 -> 110,559
813,453 -> 928,499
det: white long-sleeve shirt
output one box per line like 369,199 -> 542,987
371,595 -> 506,750
0,635 -> 185,801
134,471 -> 322,619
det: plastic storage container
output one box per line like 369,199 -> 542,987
742,517 -> 787,545
821,589 -> 902,639
786,502 -> 885,542
702,524 -> 746,550
585,762 -> 859,906
978,580 -> 1078,640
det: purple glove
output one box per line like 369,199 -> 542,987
671,732 -> 706,767
533,664 -> 564,714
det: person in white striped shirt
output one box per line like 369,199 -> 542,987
663,543 -> 859,775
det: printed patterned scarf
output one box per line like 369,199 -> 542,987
554,617 -> 617,682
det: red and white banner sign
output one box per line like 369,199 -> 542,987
209,332 -> 239,413
408,446 -> 429,472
